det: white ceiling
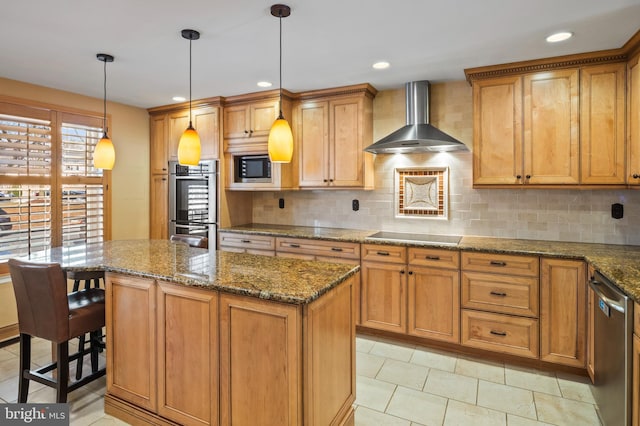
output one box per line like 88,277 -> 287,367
2,0 -> 640,109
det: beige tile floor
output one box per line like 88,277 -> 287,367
0,335 -> 601,425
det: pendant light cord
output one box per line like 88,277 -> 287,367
189,37 -> 193,126
103,58 -> 108,136
278,10 -> 283,119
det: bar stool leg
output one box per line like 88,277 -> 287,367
18,334 -> 31,403
56,342 -> 69,404
90,330 -> 99,372
75,333 -> 86,380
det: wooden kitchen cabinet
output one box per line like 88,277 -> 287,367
629,52 -> 640,185
633,301 -> 640,425
295,84 -> 376,189
218,231 -> 276,256
106,273 -> 157,412
157,281 -> 218,426
472,76 -> 523,185
523,69 -> 580,185
150,174 -> 168,240
580,63 -> 626,184
150,114 -> 169,174
540,257 -> 587,367
275,237 -> 360,264
407,247 -> 460,343
360,244 -> 407,333
587,265 -> 596,383
168,107 -> 220,161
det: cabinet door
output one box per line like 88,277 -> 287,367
168,110 -> 190,161
580,63 -> 626,184
587,280 -> 595,383
408,266 -> 460,343
223,105 -> 250,139
297,101 -> 329,187
523,69 -> 580,184
219,294 -> 300,425
150,174 -> 168,240
633,333 -> 640,426
360,261 -> 406,333
629,53 -> 640,184
330,97 -> 363,186
540,258 -> 586,367
150,114 -> 168,174
472,76 -> 523,185
194,107 -> 220,160
250,100 -> 279,139
157,282 -> 218,426
106,273 -> 157,412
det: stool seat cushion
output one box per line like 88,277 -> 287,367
68,289 -> 105,339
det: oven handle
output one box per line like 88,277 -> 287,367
589,278 -> 625,314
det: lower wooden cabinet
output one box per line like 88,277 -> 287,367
540,258 -> 587,367
361,260 -> 406,333
633,328 -> 640,425
218,232 -> 276,256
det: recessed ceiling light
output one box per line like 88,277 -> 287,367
372,61 -> 390,70
546,32 -> 573,43
257,81 -> 272,88
172,96 -> 186,102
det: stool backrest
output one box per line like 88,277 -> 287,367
8,259 -> 70,342
170,234 -> 208,249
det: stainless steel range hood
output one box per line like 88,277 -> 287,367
364,80 -> 468,154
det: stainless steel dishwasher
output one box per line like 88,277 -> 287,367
589,271 -> 633,426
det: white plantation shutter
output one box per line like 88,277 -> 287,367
0,100 -> 110,270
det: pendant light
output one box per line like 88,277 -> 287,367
268,4 -> 294,163
178,29 -> 201,166
94,53 -> 116,170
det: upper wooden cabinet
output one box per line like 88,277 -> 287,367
222,90 -> 292,154
295,84 -> 376,189
150,115 -> 169,175
467,50 -> 635,188
629,52 -> 640,185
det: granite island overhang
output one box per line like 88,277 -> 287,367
23,240 -> 359,425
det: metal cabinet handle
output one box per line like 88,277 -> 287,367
525,175 -> 531,179
289,243 -> 300,248
490,291 -> 507,297
489,261 -> 507,267
244,130 -> 249,134
408,271 -> 413,275
331,247 -> 343,252
241,239 -> 251,243
516,175 -> 521,179
426,255 -> 440,260
490,330 -> 507,337
634,174 -> 640,179
400,270 -> 405,274
323,179 -> 328,183
376,251 -> 390,256
250,130 -> 254,134
329,179 -> 334,182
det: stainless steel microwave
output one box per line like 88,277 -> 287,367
234,154 -> 272,183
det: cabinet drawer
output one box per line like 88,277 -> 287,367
461,309 -> 539,359
461,252 -> 539,277
461,272 -> 539,317
219,232 -> 275,252
361,244 -> 406,264
275,237 -> 360,260
408,247 -> 459,269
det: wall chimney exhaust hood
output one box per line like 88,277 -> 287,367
364,81 -> 468,154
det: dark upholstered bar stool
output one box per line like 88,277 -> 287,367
170,234 -> 209,249
65,269 -> 106,380
8,259 -> 106,403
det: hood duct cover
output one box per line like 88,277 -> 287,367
364,81 -> 468,154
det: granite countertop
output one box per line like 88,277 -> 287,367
22,240 -> 359,305
221,224 -> 640,302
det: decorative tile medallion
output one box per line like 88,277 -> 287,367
395,167 -> 448,219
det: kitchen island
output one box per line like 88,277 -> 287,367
26,240 -> 359,426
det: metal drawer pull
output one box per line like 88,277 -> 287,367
289,243 -> 300,248
426,255 -> 440,260
490,330 -> 507,337
489,261 -> 507,266
377,251 -> 390,256
241,239 -> 251,243
490,291 -> 507,297
331,247 -> 343,252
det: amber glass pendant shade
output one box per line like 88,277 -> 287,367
178,124 -> 202,166
93,133 -> 116,170
268,117 -> 293,163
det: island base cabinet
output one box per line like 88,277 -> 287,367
157,281 -> 218,426
219,294 -> 301,425
106,273 -> 157,413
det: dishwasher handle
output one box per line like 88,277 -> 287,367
589,277 -> 626,314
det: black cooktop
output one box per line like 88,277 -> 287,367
366,231 -> 461,246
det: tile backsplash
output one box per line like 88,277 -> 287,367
252,151 -> 640,245
252,82 -> 640,246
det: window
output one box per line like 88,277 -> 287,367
0,99 -> 111,273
